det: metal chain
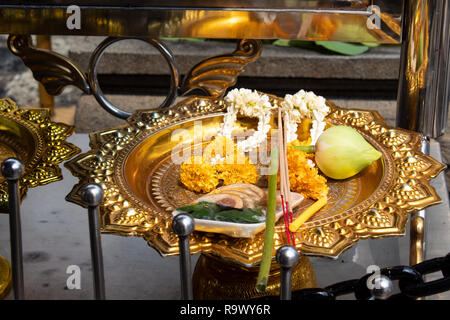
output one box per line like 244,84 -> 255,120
400,255 -> 450,298
252,252 -> 450,301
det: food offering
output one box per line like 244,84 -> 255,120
174,182 -> 304,238
174,88 -> 354,239
65,90 -> 445,266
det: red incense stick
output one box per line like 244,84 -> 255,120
285,200 -> 296,246
281,195 -> 291,245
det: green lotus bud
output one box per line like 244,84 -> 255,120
314,126 -> 382,180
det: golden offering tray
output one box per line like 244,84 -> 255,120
0,98 -> 80,299
0,98 -> 80,213
65,94 -> 445,270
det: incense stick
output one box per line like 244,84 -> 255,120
277,109 -> 290,244
278,109 -> 290,244
278,108 -> 296,246
282,113 -> 296,246
281,194 -> 290,245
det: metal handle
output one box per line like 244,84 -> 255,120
1,158 -> 24,300
172,214 -> 195,300
81,183 -> 106,300
276,245 -> 299,300
88,37 -> 179,119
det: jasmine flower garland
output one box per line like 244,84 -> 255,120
219,88 -> 329,156
281,90 -> 330,145
220,88 -> 274,153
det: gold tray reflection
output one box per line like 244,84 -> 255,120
0,98 -> 80,213
65,95 -> 445,267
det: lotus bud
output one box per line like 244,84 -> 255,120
313,126 -> 382,180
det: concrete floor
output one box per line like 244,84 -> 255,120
0,135 -> 448,300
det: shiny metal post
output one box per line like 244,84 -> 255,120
410,137 -> 430,268
1,158 -> 24,300
276,245 -> 299,300
397,0 -> 449,287
81,183 -> 106,300
369,275 -> 394,300
172,214 -> 195,300
396,0 -> 450,138
35,35 -> 55,115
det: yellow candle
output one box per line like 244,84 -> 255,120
289,196 -> 327,232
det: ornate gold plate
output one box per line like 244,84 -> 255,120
65,95 -> 445,267
0,98 -> 80,212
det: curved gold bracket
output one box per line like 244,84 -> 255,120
179,39 -> 262,98
7,35 -> 261,118
7,35 -> 90,96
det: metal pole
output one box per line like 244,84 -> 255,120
396,0 -> 450,138
1,158 -> 24,300
35,35 -> 55,115
410,136 -> 430,267
276,245 -> 299,300
172,214 -> 194,300
368,275 -> 393,300
396,0 -> 448,297
81,184 -> 106,300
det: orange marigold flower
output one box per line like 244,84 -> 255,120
284,141 -> 328,200
215,160 -> 258,186
180,156 -> 219,193
180,138 -> 259,193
